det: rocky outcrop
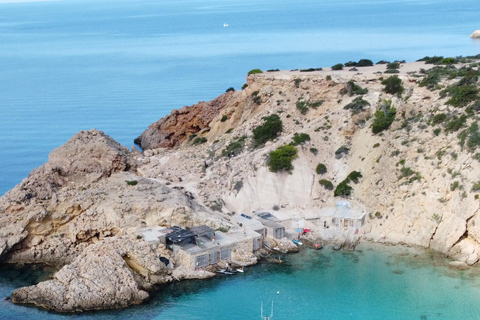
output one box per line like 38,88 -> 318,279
11,237 -> 167,312
470,30 -> 480,38
134,91 -> 243,150
0,128 -> 231,312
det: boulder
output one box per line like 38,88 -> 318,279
11,237 -> 164,312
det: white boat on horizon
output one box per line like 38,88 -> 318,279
223,23 -> 229,27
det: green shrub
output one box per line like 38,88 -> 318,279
332,63 -> 344,70
296,101 -> 309,114
188,134 -> 197,140
445,114 -> 467,132
300,68 -> 322,72
222,136 -> 247,156
384,69 -> 400,74
343,81 -> 368,96
373,143 -> 380,148
472,181 -> 480,192
291,132 -> 311,145
347,171 -> 362,183
442,57 -> 455,64
344,61 -> 357,67
316,163 -> 327,174
319,179 -> 334,190
252,114 -> 283,148
226,87 -> 235,93
333,170 -> 362,197
308,100 -> 324,109
251,91 -> 261,105
418,56 -> 444,64
294,78 -> 302,88
387,61 -> 400,70
450,181 -> 460,191
372,100 -> 397,134
193,137 -> 207,145
344,97 -> 370,115
248,68 -> 262,75
310,147 -> 318,155
242,83 -> 248,90
268,145 -> 298,172
381,75 -> 404,96
357,59 -> 374,67
221,115 -> 228,122
459,122 -> 480,151
443,85 -> 478,107
335,146 -> 350,159
126,180 -> 138,186
433,128 -> 441,136
334,180 -> 353,197
431,113 -> 447,125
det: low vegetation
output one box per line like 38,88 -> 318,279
192,137 -> 207,145
248,68 -> 262,75
319,179 -> 334,190
268,145 -> 298,173
252,114 -> 283,148
372,100 -> 397,134
334,171 -> 362,197
331,63 -> 343,70
344,97 -> 370,115
222,136 -> 247,156
316,163 -> 327,174
381,75 -> 404,96
291,133 -> 311,145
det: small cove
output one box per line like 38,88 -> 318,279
2,243 -> 480,319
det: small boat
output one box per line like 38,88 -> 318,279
217,269 -> 236,275
223,23 -> 229,27
236,267 -> 244,273
292,239 -> 303,245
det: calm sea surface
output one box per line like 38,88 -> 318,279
1,0 -> 480,318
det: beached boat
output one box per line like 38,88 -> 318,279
292,239 -> 303,245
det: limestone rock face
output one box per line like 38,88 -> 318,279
470,30 -> 480,38
134,91 -> 242,150
0,129 -> 137,260
11,237 -> 165,312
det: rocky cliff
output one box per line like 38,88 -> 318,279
2,56 -> 480,312
0,129 -> 229,311
136,58 -> 480,264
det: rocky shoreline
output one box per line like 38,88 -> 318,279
2,55 -> 480,312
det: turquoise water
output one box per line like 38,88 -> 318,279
2,244 -> 480,319
1,0 -> 480,318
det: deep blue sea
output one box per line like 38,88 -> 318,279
1,0 -> 480,318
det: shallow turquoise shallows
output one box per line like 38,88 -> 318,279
2,244 -> 480,319
1,0 -> 480,319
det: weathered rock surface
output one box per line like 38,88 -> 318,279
470,30 -> 480,38
11,237 -> 165,312
134,91 -> 243,150
0,129 -> 231,312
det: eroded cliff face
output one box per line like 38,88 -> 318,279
137,61 -> 480,265
134,91 -> 246,150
